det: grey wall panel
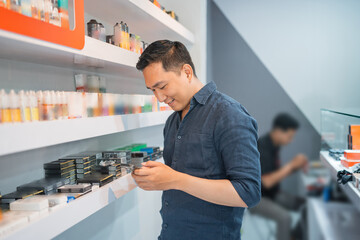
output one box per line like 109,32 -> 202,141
208,2 -> 321,194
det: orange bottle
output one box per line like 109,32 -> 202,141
9,90 -> 21,122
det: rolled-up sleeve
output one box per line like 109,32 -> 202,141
214,103 -> 261,208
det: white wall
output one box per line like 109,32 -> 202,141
159,0 -> 208,83
213,0 -> 360,132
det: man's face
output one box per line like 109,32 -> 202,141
143,62 -> 193,111
276,129 -> 297,146
273,128 -> 296,146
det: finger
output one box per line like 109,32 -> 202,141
133,167 -> 152,176
142,161 -> 163,168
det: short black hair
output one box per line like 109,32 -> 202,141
136,40 -> 197,77
272,113 -> 299,131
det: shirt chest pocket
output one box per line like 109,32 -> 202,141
185,133 -> 215,170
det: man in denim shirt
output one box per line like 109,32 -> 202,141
132,40 -> 261,240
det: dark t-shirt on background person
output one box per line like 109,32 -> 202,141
257,134 -> 280,199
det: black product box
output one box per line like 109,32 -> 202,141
77,173 -> 114,187
76,170 -> 91,179
131,152 -> 147,158
76,165 -> 92,173
147,146 -> 161,153
17,178 -> 67,194
45,168 -> 75,178
103,150 -> 131,159
76,159 -> 96,169
58,184 -> 92,193
44,159 -> 75,170
0,189 -> 44,204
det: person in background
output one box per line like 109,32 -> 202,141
132,40 -> 261,240
250,113 -> 308,240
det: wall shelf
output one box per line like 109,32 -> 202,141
2,168 -> 145,240
85,0 -> 195,46
0,31 -> 142,77
0,111 -> 173,157
320,151 -> 360,212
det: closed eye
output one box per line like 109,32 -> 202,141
159,85 -> 167,90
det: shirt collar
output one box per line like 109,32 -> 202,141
192,81 -> 217,105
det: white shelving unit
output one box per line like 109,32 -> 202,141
85,0 -> 195,46
2,167 -> 152,240
0,111 -> 173,156
0,31 -> 142,78
307,198 -> 360,240
319,151 -> 360,212
0,0 -> 195,239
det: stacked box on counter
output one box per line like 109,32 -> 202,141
44,160 -> 76,184
60,152 -> 100,180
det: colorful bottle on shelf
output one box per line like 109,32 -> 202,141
61,91 -> 69,119
21,0 -> 32,17
31,0 -> 39,19
19,90 -> 31,122
58,0 -> 69,29
0,89 -> 11,123
125,23 -> 130,50
113,22 -> 121,47
44,0 -> 51,22
30,91 -> 39,121
10,0 -> 21,13
9,90 -> 21,122
49,0 -> 61,27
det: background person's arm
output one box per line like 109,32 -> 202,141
261,154 -> 308,189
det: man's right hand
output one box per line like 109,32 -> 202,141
289,154 -> 308,171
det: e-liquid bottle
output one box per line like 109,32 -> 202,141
38,0 -> 45,21
125,23 -> 130,50
36,90 -> 44,121
42,90 -> 53,121
31,0 -> 39,19
50,0 -> 61,27
102,93 -> 109,116
30,91 -> 39,121
108,94 -> 115,116
61,91 -> 69,119
21,0 -> 32,17
114,22 -> 121,47
56,91 -> 63,119
19,90 -> 31,122
52,90 -> 60,120
44,0 -> 51,22
120,21 -> 126,49
58,0 -> 69,29
99,77 -> 106,93
0,89 -> 11,123
9,89 -> 21,122
130,34 -> 136,52
10,0 -> 21,13
99,23 -> 106,42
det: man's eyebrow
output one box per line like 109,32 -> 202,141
146,81 -> 166,89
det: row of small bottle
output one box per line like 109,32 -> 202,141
0,89 -> 172,124
87,19 -> 148,55
1,0 -> 69,29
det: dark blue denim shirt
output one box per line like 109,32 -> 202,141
159,81 -> 261,240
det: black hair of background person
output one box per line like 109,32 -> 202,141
207,1 -> 321,194
273,113 -> 300,131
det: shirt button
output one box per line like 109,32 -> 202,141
165,201 -> 169,206
177,136 -> 181,140
164,223 -> 168,229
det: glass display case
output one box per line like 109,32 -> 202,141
321,109 -> 360,151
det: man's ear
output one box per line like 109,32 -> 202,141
182,64 -> 193,83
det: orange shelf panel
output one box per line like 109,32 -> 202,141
0,0 -> 84,49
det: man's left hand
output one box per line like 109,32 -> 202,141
132,161 -> 182,191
